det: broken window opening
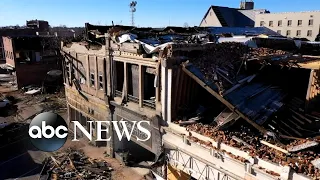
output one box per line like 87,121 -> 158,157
71,66 -> 75,79
128,64 -> 139,103
99,74 -> 103,90
115,61 -> 124,97
143,67 -> 156,109
309,19 -> 314,26
65,64 -> 70,80
79,66 -> 86,84
90,72 -> 95,87
80,113 -> 86,127
174,75 -> 227,126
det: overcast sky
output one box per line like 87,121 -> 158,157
0,0 -> 319,27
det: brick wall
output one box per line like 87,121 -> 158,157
15,62 -> 59,88
65,86 -> 109,121
2,37 -> 15,67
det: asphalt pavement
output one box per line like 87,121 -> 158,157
0,124 -> 48,180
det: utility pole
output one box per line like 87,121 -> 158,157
129,1 -> 137,26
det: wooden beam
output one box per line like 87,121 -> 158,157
114,57 -> 157,68
306,70 -> 315,110
260,140 -> 289,155
181,66 -> 267,134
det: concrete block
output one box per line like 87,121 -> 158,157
280,166 -> 291,180
257,158 -> 282,175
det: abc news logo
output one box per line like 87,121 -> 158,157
28,112 -> 151,152
29,121 -> 68,139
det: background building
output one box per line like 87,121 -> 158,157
26,20 -> 50,32
2,35 -> 61,88
255,11 -> 320,41
200,1 -> 269,27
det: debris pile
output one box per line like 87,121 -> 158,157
189,42 -> 249,93
41,148 -> 113,180
249,47 -> 289,58
185,123 -> 320,178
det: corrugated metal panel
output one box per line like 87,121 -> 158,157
224,83 -> 286,125
184,64 -> 286,125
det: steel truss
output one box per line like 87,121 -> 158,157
166,148 -> 241,180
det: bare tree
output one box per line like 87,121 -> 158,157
41,38 -> 50,54
40,37 -> 60,58
183,22 -> 189,28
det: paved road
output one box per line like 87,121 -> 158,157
0,125 -> 48,180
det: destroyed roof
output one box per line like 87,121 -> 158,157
179,42 -> 320,134
183,64 -> 286,127
5,34 -> 55,38
207,27 -> 281,36
85,23 -> 207,36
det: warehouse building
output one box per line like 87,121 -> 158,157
255,11 -> 320,41
200,1 -> 269,27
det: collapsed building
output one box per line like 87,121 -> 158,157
1,35 -> 63,89
61,23 -> 320,180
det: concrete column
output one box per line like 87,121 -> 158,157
161,65 -> 167,121
108,108 -> 115,157
167,69 -> 172,123
139,65 -> 144,108
95,56 -> 98,95
68,52 -> 72,83
105,34 -> 113,98
123,62 -> 128,102
86,55 -> 90,89
280,166 -> 291,180
67,104 -> 71,125
155,63 -> 161,115
155,63 -> 160,103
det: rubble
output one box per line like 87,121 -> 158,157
41,148 -> 113,180
249,47 -> 290,58
185,123 -> 320,178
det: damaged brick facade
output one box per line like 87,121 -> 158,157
3,36 -> 61,88
61,34 -> 163,167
